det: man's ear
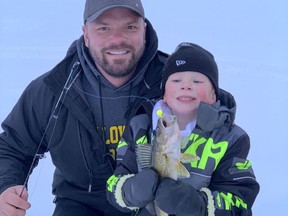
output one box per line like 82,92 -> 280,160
82,25 -> 89,47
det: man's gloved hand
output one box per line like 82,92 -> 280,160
155,178 -> 207,216
123,169 -> 159,208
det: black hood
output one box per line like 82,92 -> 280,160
72,18 -> 159,91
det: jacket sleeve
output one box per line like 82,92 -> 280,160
106,114 -> 152,213
204,132 -> 260,216
0,78 -> 53,194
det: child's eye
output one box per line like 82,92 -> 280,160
193,80 -> 203,84
172,79 -> 181,82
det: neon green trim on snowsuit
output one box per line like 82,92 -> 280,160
236,160 -> 252,170
185,133 -> 228,170
117,140 -> 128,149
216,192 -> 248,210
136,135 -> 148,145
107,175 -> 119,193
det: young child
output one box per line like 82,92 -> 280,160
106,42 -> 260,216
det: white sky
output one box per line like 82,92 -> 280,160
1,1 -> 288,215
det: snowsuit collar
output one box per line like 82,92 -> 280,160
196,88 -> 236,131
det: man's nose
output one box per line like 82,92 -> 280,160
109,29 -> 126,42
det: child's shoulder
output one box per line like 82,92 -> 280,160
227,123 -> 250,144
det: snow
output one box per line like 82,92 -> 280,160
0,0 -> 287,215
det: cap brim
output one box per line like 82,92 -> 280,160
86,5 -> 143,22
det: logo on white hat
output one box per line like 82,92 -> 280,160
176,60 -> 186,66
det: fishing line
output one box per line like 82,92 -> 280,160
26,152 -> 48,198
19,61 -> 157,197
20,61 -> 81,197
73,81 -> 154,106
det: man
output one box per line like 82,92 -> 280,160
0,0 -> 168,215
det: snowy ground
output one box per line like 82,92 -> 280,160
1,1 -> 288,215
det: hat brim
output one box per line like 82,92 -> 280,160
86,5 -> 143,22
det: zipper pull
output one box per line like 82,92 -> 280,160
88,170 -> 93,192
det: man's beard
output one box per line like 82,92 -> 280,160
91,43 -> 145,78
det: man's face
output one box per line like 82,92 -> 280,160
83,7 -> 146,81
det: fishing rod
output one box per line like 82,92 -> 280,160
19,61 -> 157,197
20,61 -> 81,197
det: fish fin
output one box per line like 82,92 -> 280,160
180,136 -> 190,149
136,144 -> 152,169
176,162 -> 190,178
180,153 -> 200,163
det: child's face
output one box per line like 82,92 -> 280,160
163,71 -> 216,118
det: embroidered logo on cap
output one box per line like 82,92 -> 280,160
176,60 -> 186,66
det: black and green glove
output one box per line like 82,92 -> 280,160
155,178 -> 207,216
123,168 -> 159,208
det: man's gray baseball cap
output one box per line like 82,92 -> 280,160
84,0 -> 145,23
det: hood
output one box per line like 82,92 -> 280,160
196,88 -> 237,131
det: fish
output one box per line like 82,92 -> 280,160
136,111 -> 199,216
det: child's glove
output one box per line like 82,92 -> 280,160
123,169 -> 159,208
155,178 -> 207,216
